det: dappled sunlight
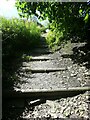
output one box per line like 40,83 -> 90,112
72,43 -> 90,69
2,2 -> 90,119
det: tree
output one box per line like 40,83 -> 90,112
15,1 -> 90,41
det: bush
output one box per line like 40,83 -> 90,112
1,17 -> 41,58
1,17 -> 41,88
46,25 -> 65,51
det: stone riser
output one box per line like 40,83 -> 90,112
3,87 -> 90,99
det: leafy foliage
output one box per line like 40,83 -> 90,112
15,2 -> 90,48
1,17 -> 41,89
1,17 -> 41,58
46,28 -> 64,49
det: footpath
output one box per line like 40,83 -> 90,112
3,34 -> 90,119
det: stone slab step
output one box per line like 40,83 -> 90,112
22,56 -> 53,62
22,59 -> 67,68
30,56 -> 53,61
3,87 -> 90,99
20,67 -> 67,73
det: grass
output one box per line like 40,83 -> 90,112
1,17 -> 41,89
22,54 -> 32,61
1,17 -> 41,58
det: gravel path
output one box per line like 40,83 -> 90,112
20,91 -> 90,119
3,36 -> 90,119
14,50 -> 90,91
4,91 -> 90,119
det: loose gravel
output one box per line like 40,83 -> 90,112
3,40 -> 90,119
20,91 -> 90,119
14,51 -> 90,91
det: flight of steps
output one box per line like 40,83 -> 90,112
3,35 -> 90,119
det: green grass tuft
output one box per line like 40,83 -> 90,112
1,17 -> 41,58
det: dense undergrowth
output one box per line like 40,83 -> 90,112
46,18 -> 88,51
46,25 -> 65,51
15,2 -> 90,51
1,17 -> 41,89
1,17 -> 41,58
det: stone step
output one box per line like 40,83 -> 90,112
22,56 -> 53,62
3,87 -> 90,99
14,71 -> 83,90
22,59 -> 65,68
20,67 -> 67,73
30,56 -> 53,61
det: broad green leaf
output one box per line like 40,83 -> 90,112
79,9 -> 82,16
84,13 -> 89,23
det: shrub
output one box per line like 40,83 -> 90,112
46,27 -> 64,51
1,17 -> 41,88
1,17 -> 41,59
